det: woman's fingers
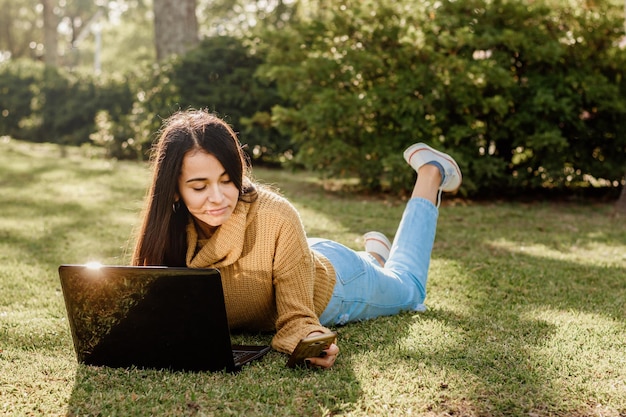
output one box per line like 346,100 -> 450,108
306,343 -> 339,369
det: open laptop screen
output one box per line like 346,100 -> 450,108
58,265 -> 240,372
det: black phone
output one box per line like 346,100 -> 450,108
286,332 -> 337,368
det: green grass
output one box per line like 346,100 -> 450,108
1,138 -> 625,417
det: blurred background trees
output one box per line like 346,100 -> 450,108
0,0 -> 625,201
153,0 -> 198,61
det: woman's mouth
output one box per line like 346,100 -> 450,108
206,207 -> 228,216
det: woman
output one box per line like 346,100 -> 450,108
132,109 -> 462,369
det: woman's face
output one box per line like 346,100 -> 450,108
177,150 -> 240,227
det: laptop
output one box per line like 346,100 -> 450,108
58,264 -> 270,372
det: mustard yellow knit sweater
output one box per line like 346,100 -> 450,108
185,186 -> 337,354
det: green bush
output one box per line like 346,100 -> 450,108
0,60 -> 39,139
3,1 -> 625,195
102,36 -> 290,163
171,36 -> 291,164
99,61 -> 181,160
259,0 -> 626,195
0,60 -> 134,147
34,67 -> 98,145
431,0 -> 626,195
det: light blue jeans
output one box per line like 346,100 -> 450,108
311,197 -> 438,326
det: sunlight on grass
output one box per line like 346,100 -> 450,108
427,258 -> 478,314
295,206 -> 348,235
522,307 -> 626,405
488,238 -> 626,268
351,355 -> 481,416
2,313 -> 68,351
401,316 -> 467,355
0,348 -> 75,416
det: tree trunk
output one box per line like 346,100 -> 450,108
615,169 -> 626,215
153,0 -> 199,61
42,0 -> 58,66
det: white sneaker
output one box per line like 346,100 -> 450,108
363,231 -> 391,261
403,143 -> 462,192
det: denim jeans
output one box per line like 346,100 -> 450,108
311,197 -> 438,326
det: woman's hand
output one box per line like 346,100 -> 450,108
305,332 -> 340,369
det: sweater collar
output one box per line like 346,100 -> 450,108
185,198 -> 253,268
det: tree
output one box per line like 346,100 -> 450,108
196,0 -> 297,37
0,0 -> 41,60
153,0 -> 199,61
41,0 -> 58,65
616,171 -> 626,215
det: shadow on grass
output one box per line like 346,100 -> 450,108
65,349 -> 363,416
267,180 -> 626,415
320,247 -> 624,415
1,160 -> 145,265
409,247 -> 624,415
5,146 -> 624,415
0,149 -> 362,416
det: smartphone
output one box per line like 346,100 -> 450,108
286,332 -> 337,368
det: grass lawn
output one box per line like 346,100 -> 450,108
1,138 -> 625,417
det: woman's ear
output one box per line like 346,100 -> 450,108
172,193 -> 181,213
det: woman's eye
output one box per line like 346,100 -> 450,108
192,186 -> 206,191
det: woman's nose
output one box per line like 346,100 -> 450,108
206,184 -> 224,203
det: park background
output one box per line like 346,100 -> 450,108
1,0 -> 626,416
2,0 -> 626,203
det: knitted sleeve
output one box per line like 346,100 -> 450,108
269,197 -> 334,354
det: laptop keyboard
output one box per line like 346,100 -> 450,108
231,345 -> 271,367
232,350 -> 250,363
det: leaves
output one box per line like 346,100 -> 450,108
260,0 -> 626,195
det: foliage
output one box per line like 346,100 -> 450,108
171,36 -> 291,164
105,60 -> 182,160
258,0 -> 626,195
31,66 -> 96,144
2,0 -> 625,195
0,59 -> 38,138
1,34 -> 287,163
0,0 -> 41,60
197,0 -> 297,37
94,0 -> 156,75
0,0 -> 152,71
102,36 -> 291,163
0,59 -> 134,146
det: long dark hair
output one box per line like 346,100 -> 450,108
131,109 -> 256,266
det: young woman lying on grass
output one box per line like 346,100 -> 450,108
131,109 -> 462,369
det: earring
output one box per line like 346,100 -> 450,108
172,200 -> 181,213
